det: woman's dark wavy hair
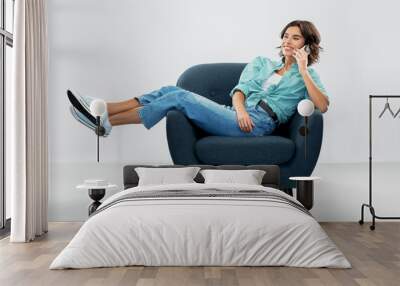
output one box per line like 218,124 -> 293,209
278,20 -> 323,66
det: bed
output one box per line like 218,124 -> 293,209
50,164 -> 351,269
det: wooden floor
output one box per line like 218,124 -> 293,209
0,222 -> 399,286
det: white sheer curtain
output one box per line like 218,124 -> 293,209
9,0 -> 48,242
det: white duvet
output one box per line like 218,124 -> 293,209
50,183 -> 351,269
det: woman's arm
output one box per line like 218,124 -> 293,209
301,71 -> 330,113
293,47 -> 330,113
232,91 -> 255,132
232,90 -> 246,112
229,56 -> 263,98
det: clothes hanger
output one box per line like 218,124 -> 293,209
394,105 -> 400,118
378,97 -> 395,118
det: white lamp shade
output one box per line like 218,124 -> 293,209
90,99 -> 107,116
297,99 -> 315,117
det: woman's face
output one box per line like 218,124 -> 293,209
281,26 -> 306,57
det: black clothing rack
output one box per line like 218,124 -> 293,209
359,95 -> 400,230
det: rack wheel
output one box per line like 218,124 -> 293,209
358,220 -> 364,225
370,225 -> 375,231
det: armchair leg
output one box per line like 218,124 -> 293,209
281,188 -> 293,197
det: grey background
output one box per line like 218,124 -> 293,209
46,0 -> 400,221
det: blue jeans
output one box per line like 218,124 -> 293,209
135,86 -> 277,137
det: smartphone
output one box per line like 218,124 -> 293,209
303,44 -> 311,55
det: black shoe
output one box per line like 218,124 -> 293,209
67,89 -> 97,125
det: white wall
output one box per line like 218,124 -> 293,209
47,0 -> 400,221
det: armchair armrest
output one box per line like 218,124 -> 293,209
166,110 -> 201,164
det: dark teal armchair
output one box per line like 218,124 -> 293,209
166,63 -> 324,190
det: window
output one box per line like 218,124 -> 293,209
0,0 -> 14,234
5,0 -> 13,33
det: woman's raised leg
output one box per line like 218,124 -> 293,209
107,89 -> 273,137
109,107 -> 142,126
136,89 -> 266,136
107,98 -> 141,116
107,85 -> 183,116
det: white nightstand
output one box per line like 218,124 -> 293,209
77,181 -> 117,215
289,176 -> 321,210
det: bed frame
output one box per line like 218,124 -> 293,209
123,164 -> 280,190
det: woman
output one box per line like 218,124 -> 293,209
68,20 -> 329,137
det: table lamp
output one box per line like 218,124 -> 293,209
297,99 -> 315,159
90,99 -> 106,162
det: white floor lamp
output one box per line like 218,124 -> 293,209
297,99 -> 315,159
90,99 -> 107,162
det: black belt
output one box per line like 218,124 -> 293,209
257,100 -> 278,122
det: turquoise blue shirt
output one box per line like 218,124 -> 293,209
229,56 -> 329,124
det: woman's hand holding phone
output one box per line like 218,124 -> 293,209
293,45 -> 309,76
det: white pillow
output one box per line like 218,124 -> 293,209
135,167 -> 201,186
200,169 -> 266,185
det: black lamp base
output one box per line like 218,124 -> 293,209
88,188 -> 105,215
95,126 -> 106,136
